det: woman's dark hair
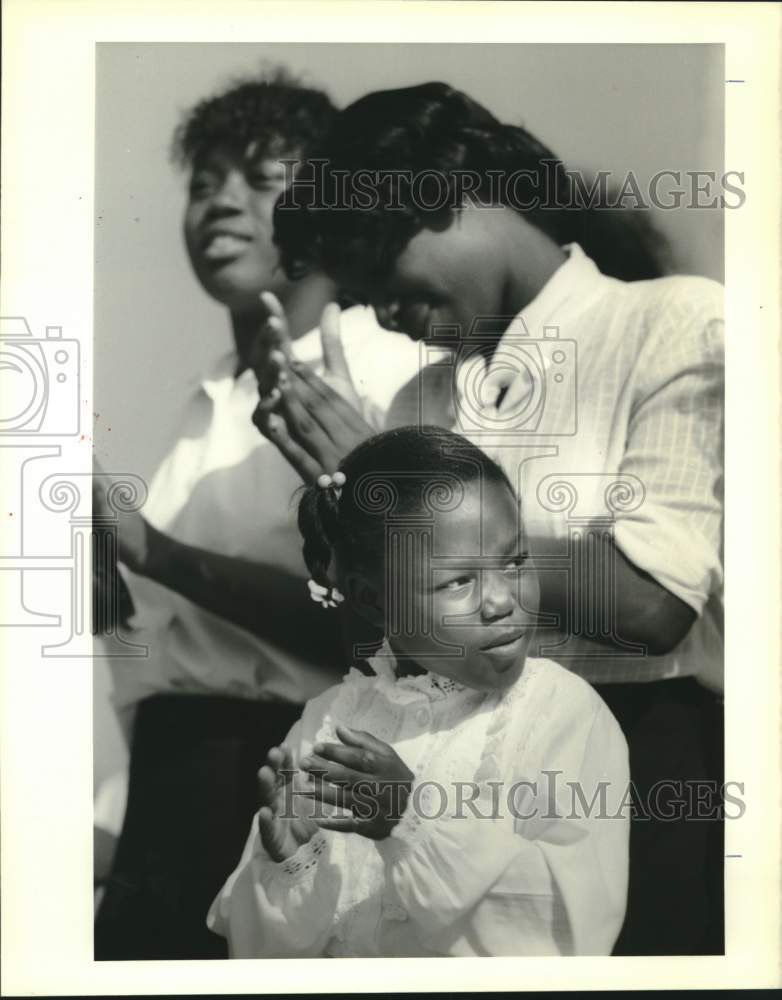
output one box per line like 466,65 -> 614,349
275,80 -> 671,285
171,67 -> 337,169
297,426 -> 515,591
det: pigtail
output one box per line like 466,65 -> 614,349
297,485 -> 335,588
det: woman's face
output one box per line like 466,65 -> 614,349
184,145 -> 292,311
335,206 -> 514,342
381,478 -> 541,693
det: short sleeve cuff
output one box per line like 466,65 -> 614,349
614,515 -> 721,615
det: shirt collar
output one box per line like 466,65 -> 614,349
367,638 -> 471,701
196,321 -> 328,403
499,242 -> 601,348
195,349 -> 242,401
454,243 -> 602,411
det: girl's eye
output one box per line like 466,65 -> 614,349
189,175 -> 216,199
504,554 -> 529,572
441,575 -> 473,592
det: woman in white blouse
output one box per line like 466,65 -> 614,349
208,427 -> 630,957
254,82 -> 724,954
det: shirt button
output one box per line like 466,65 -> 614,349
415,707 -> 430,726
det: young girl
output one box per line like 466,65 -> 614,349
207,426 -> 629,957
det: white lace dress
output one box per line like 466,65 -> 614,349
207,652 -> 630,957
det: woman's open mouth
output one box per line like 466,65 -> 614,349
201,232 -> 253,263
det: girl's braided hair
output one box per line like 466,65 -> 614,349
297,426 -> 515,594
275,80 -> 671,287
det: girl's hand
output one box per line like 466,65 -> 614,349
299,725 -> 414,841
251,299 -> 375,484
257,744 -> 319,863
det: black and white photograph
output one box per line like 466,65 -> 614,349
2,1 -> 780,994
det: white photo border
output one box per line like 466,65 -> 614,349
1,0 -> 780,993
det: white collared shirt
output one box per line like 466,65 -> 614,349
392,245 -> 724,687
109,306 -> 422,714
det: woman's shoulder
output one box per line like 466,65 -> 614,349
621,272 -> 724,326
599,271 -> 724,370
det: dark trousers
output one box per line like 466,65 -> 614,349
94,694 -> 302,960
593,677 -> 724,956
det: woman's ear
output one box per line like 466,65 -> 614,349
344,571 -> 385,628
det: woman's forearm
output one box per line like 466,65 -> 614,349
536,535 -> 696,657
137,522 -> 345,666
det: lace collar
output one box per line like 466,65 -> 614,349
366,639 -> 469,701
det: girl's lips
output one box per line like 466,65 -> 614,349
481,632 -> 526,661
201,233 -> 252,261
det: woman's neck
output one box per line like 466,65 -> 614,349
465,210 -> 567,366
501,222 -> 568,319
230,271 -> 335,373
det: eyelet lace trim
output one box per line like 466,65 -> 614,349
396,671 -> 468,699
367,638 -> 472,702
275,832 -> 328,882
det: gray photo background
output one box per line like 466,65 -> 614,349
93,42 -> 724,792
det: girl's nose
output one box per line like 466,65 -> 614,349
480,571 -> 515,622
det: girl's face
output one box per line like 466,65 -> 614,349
382,478 -> 540,693
334,205 -> 514,342
184,145 -> 292,310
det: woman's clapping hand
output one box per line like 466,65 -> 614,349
250,293 -> 375,484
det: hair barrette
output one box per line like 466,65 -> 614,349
316,470 -> 346,500
307,578 -> 345,609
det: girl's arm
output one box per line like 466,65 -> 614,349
206,709 -> 344,958
207,821 -> 341,958
374,697 -> 630,956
